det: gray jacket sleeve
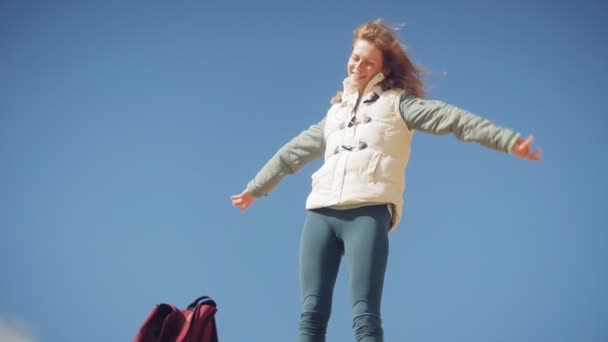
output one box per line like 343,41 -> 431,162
399,93 -> 519,153
246,118 -> 326,197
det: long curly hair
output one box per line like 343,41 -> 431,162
353,19 -> 426,98
331,19 -> 426,104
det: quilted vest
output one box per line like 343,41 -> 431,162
305,73 -> 414,230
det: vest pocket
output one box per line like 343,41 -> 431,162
311,163 -> 330,188
367,152 -> 383,183
311,169 -> 322,188
367,152 -> 401,186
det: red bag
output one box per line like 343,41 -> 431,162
133,296 -> 219,342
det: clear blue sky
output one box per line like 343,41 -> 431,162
1,1 -> 606,341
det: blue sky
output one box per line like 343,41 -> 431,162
1,1 -> 606,341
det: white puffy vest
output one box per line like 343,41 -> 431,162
305,74 -> 414,230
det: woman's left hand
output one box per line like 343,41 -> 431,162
512,135 -> 542,161
231,189 -> 256,212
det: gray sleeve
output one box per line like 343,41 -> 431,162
246,118 -> 326,197
399,93 -> 520,153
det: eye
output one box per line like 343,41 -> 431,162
363,61 -> 375,68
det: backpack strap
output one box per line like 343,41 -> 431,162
176,296 -> 218,342
186,296 -> 217,310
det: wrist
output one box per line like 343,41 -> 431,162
508,133 -> 521,154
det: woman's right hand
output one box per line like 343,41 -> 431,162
231,189 -> 256,212
512,135 -> 542,161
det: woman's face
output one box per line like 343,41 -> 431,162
347,39 -> 384,93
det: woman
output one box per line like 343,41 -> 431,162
231,19 -> 540,342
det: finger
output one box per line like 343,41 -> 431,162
527,135 -> 535,144
521,148 -> 540,161
521,135 -> 534,150
530,148 -> 542,161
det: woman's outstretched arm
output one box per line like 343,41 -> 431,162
231,118 -> 326,211
400,94 -> 541,160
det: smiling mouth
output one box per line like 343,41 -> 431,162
351,73 -> 366,80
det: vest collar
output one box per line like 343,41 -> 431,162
342,73 -> 385,101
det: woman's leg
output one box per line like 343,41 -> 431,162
340,205 -> 390,342
298,210 -> 343,342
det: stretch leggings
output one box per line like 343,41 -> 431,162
298,204 -> 390,342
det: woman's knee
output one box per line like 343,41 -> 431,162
299,295 -> 331,335
352,300 -> 383,340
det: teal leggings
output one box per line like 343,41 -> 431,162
298,204 -> 390,342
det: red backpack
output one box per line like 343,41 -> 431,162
133,296 -> 219,342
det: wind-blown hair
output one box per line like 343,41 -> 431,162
353,19 -> 425,98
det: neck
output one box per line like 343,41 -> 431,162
357,84 -> 368,96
